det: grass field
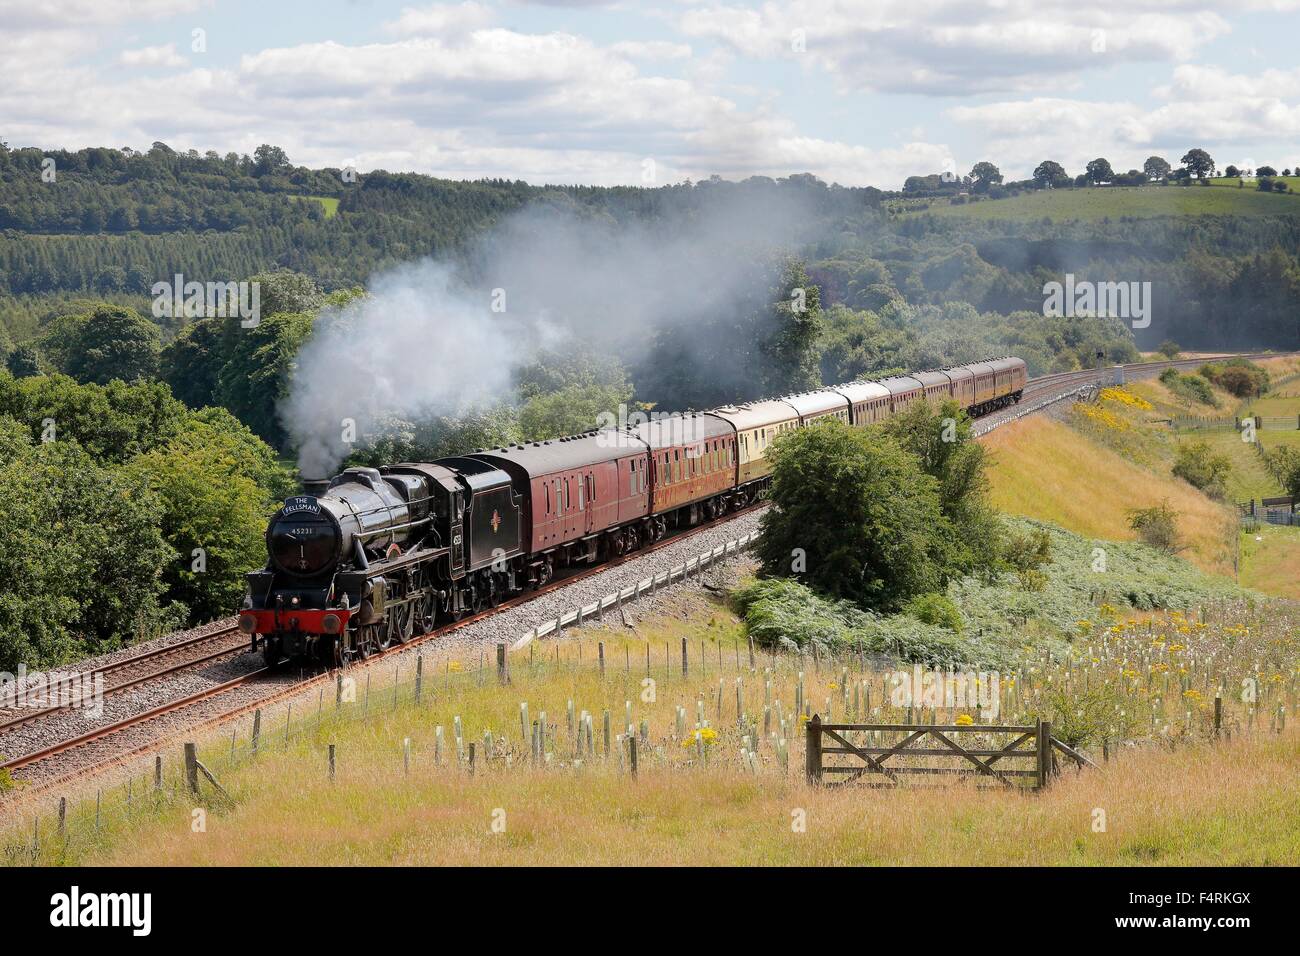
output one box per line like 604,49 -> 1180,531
1239,523 -> 1300,599
78,726 -> 1300,866
295,195 -> 340,218
983,415 -> 1236,576
1209,175 -> 1300,192
912,185 -> 1300,222
7,607 -> 1294,868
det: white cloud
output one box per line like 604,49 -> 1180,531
120,43 -> 188,68
948,75 -> 1300,179
609,40 -> 693,60
676,1 -> 1246,94
383,2 -> 496,36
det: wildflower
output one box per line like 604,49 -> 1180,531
682,727 -> 718,749
954,714 -> 974,726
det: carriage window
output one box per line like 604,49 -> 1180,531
578,476 -> 584,511
545,482 -> 551,515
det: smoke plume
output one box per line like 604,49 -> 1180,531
281,185 -> 825,477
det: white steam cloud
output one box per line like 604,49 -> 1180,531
281,187 -> 826,477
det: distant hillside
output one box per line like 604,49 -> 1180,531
901,184 -> 1300,222
0,143 -> 881,300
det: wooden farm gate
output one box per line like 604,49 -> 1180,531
804,716 -> 1094,790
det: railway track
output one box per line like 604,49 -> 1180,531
0,500 -> 769,791
1,351 -> 1289,794
0,626 -> 247,734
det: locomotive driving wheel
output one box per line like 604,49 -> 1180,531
417,593 -> 437,634
394,602 -> 416,643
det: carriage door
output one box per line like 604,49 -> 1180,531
450,491 -> 466,574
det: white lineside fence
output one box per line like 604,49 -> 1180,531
512,532 -> 761,649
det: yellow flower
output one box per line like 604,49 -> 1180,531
682,727 -> 718,749
954,714 -> 974,726
447,660 -> 463,672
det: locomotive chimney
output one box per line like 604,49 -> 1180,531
301,477 -> 330,496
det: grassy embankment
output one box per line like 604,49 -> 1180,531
908,184 -> 1300,222
986,358 -> 1300,597
6,605 -> 1295,867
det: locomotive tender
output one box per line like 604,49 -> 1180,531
240,357 -> 1027,666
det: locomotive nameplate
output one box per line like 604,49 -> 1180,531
283,496 -> 323,516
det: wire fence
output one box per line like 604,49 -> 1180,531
3,593 -> 1294,866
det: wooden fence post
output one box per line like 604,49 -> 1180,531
415,654 -> 423,703
598,641 -> 606,678
1036,720 -> 1052,790
58,797 -> 66,837
154,755 -> 162,792
805,714 -> 823,786
251,708 -> 262,756
681,637 -> 688,677
1214,695 -> 1222,737
184,742 -> 199,795
328,743 -> 336,782
496,643 -> 508,685
628,735 -> 638,779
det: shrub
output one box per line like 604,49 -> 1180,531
1172,440 -> 1232,498
1126,501 -> 1180,553
756,419 -> 952,610
1001,526 -> 1053,571
1156,340 -> 1180,359
1159,368 -> 1218,406
904,593 -> 963,632
1200,360 -> 1268,399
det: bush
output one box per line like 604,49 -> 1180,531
1126,501 -> 1180,553
1159,368 -> 1218,406
1001,526 -> 1053,572
756,419 -> 952,610
1200,360 -> 1268,399
904,593 -> 963,632
1172,440 -> 1232,498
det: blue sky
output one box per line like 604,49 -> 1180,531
3,0 -> 1298,188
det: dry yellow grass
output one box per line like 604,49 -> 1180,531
4,600 -> 1284,868
984,416 -> 1235,576
80,727 -> 1300,866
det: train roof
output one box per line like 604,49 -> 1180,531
988,356 -> 1026,372
877,375 -> 924,395
778,389 -> 849,419
831,380 -> 891,404
708,399 -> 800,432
468,430 -> 641,478
913,370 -> 952,388
632,412 -> 733,450
942,365 -> 974,381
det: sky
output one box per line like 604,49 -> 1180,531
2,0 -> 1298,189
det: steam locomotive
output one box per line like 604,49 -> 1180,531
239,358 -> 1027,667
